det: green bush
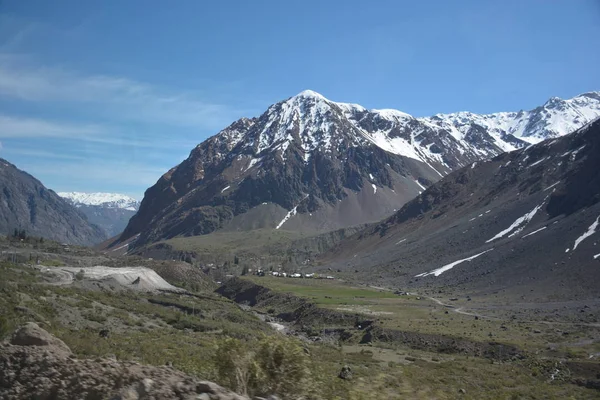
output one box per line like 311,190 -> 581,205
42,259 -> 64,267
213,337 -> 261,396
213,336 -> 309,398
77,299 -> 94,309
75,269 -> 85,280
84,311 -> 107,323
254,336 -> 309,397
0,314 -> 12,339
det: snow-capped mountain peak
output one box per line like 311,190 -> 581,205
58,192 -> 140,211
294,89 -> 327,100
247,90 -> 345,158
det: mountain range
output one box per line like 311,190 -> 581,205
118,90 -> 600,248
58,192 -> 140,237
0,160 -> 106,245
2,87 -> 599,296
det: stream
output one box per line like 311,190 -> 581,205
238,304 -> 290,333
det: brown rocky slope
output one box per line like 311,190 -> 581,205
0,322 -> 251,400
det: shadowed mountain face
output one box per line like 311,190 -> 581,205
320,118 -> 600,299
0,160 -> 106,245
119,91 -> 600,249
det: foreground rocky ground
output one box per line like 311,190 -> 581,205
0,322 -> 252,400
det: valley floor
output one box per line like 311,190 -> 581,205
1,239 -> 599,399
221,275 -> 600,398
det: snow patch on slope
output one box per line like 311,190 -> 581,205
415,249 -> 494,277
244,157 -> 262,172
527,157 -> 550,169
414,180 -> 427,191
544,182 -> 561,191
572,215 -> 600,251
275,195 -> 309,230
522,226 -> 547,239
486,202 -> 545,243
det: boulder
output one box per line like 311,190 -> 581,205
10,322 -> 72,356
338,365 -> 353,380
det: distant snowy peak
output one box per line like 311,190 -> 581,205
58,192 -> 140,211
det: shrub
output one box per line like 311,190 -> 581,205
254,336 -> 309,397
42,259 -> 64,267
84,311 -> 107,323
213,336 -> 309,398
213,337 -> 260,396
0,315 -> 11,339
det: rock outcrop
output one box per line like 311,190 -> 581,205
0,323 -> 248,400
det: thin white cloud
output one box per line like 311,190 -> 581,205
0,114 -> 200,150
0,114 -> 103,138
0,60 -> 249,129
2,147 -> 87,161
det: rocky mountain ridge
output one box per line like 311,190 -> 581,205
423,91 -> 600,148
320,117 -> 600,298
0,159 -> 106,245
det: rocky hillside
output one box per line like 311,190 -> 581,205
0,160 -> 106,245
0,323 -> 248,400
320,117 -> 600,299
59,192 -> 140,237
119,90 -> 600,248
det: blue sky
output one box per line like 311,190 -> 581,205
0,0 -> 598,199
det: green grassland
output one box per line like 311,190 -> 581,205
244,275 -> 400,305
242,275 -> 600,356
